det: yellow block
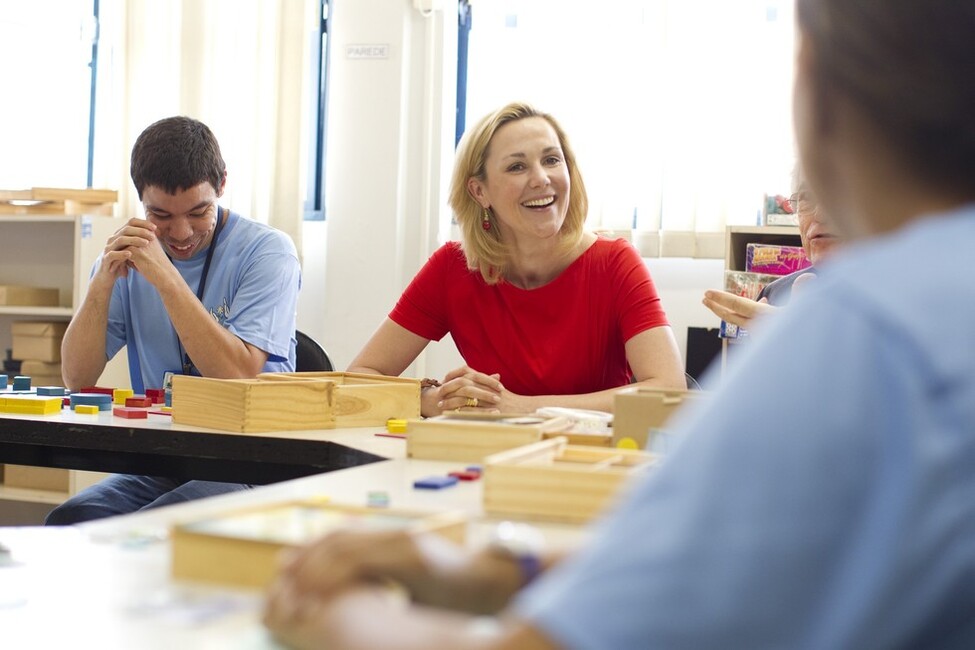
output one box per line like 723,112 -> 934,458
75,404 -> 100,415
113,388 -> 135,405
0,395 -> 63,415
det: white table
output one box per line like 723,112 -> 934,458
0,455 -> 586,648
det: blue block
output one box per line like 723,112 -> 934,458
36,386 -> 68,396
413,475 -> 459,490
12,376 -> 31,391
0,374 -> 7,388
70,393 -> 114,411
165,388 -> 172,407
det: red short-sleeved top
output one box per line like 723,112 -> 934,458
389,238 -> 670,396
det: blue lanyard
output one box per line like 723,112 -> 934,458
175,207 -> 226,375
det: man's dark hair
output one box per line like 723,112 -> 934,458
130,116 -> 226,199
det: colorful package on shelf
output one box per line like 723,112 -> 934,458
745,243 -> 810,276
718,271 -> 781,339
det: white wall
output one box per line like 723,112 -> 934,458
297,0 -> 455,378
295,1 -> 727,379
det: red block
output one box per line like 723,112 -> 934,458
125,396 -> 153,408
145,388 -> 165,404
113,406 -> 148,419
80,386 -> 116,396
448,470 -> 481,481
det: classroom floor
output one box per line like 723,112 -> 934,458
0,499 -> 53,526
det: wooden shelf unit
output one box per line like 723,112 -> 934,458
725,225 -> 802,272
0,211 -> 127,511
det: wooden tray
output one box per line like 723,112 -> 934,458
483,437 -> 655,523
171,500 -> 467,588
406,412 -> 573,462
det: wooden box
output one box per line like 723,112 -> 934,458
0,286 -> 60,308
171,372 -> 420,432
406,412 -> 572,462
171,375 -> 334,432
258,371 -> 420,427
2,464 -> 70,492
612,386 -> 703,449
20,360 -> 63,388
483,437 -> 655,524
11,321 -> 69,362
171,501 -> 467,588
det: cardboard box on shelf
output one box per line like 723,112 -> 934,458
11,321 -> 68,363
0,285 -> 60,307
2,464 -> 69,492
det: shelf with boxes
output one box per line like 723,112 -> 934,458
720,225 -> 804,339
0,188 -> 126,508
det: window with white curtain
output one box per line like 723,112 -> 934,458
464,0 -> 797,255
0,1 -> 97,188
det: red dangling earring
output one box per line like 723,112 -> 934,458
482,208 -> 492,231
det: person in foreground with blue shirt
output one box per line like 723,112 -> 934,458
263,0 -> 975,647
47,116 -> 300,525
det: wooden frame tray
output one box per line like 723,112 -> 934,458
483,437 -> 656,523
406,412 -> 573,462
171,500 -> 467,588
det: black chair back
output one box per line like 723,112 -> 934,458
294,330 -> 334,372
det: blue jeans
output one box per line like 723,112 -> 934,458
45,475 -> 252,525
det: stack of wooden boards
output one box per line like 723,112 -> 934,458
0,187 -> 117,216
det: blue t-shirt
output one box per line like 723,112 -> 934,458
515,206 -> 975,649
104,211 -> 301,392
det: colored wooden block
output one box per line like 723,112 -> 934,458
12,376 -> 31,391
171,501 -> 466,589
0,395 -> 64,415
413,475 -> 459,490
113,406 -> 148,419
406,412 -> 572,462
448,470 -> 481,481
145,388 -> 165,404
36,386 -> 68,396
70,393 -> 113,411
79,386 -> 116,396
482,437 -> 656,524
125,396 -> 153,408
74,404 -> 100,415
113,388 -> 135,405
0,374 -> 7,388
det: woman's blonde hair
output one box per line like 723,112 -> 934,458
449,102 -> 588,284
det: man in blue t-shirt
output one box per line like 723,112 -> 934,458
46,116 -> 301,525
